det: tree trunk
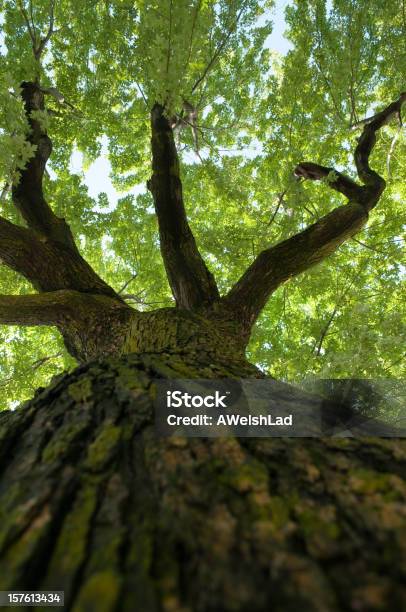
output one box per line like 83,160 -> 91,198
0,352 -> 405,612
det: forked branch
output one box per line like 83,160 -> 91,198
18,0 -> 56,62
0,211 -> 124,300
222,94 -> 406,335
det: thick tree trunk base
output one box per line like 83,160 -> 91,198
0,353 -> 405,612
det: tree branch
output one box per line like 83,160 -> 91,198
386,123 -> 402,178
0,289 -> 134,366
0,215 -> 49,289
12,82 -> 77,249
5,82 -> 122,301
17,0 -> 37,48
222,94 -> 406,335
313,282 -> 352,356
18,0 -> 56,63
34,0 -> 55,61
147,103 -> 219,309
223,201 -> 367,332
184,0 -> 201,75
293,163 -> 362,201
190,3 -> 246,95
0,214 -> 123,300
353,92 -> 406,208
118,273 -> 138,295
314,304 -> 338,356
0,352 -> 62,389
0,290 -> 90,327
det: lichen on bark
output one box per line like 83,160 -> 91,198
0,352 -> 405,612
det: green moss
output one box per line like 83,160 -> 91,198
298,507 -> 340,541
350,469 -> 405,498
269,496 -> 291,529
115,365 -> 147,390
0,503 -> 52,586
0,481 -> 57,563
126,519 -> 154,573
221,461 -> 268,493
294,503 -> 341,560
72,571 -> 121,612
42,420 -> 90,463
84,425 -> 121,472
68,378 -> 93,403
43,482 -> 99,586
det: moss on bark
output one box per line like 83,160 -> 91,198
0,352 -> 405,612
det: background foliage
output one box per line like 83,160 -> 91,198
0,0 -> 404,409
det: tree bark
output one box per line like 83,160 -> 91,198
148,104 -> 219,310
12,82 -> 77,250
1,81 -> 121,302
223,93 -> 405,334
0,352 -> 405,612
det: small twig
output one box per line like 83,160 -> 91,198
135,81 -> 148,107
282,287 -> 286,319
17,0 -> 56,64
347,7 -> 359,126
17,0 -> 37,46
386,121 -> 403,178
184,0 -> 201,74
267,190 -> 287,226
31,351 -> 62,371
351,237 -> 385,255
402,0 -> 406,32
0,182 -> 11,202
0,351 -> 62,388
314,304 -> 339,356
118,273 -> 138,295
312,27 -> 346,123
383,354 -> 406,375
122,295 -> 170,307
191,2 -> 247,94
29,0 -> 37,43
166,0 -> 173,77
312,281 -> 353,357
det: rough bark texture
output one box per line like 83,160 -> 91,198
0,74 -> 405,611
3,82 -> 121,301
0,349 -> 405,612
1,90 -> 403,363
148,104 -> 219,310
12,82 -> 76,250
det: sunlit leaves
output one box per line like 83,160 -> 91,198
0,0 -> 404,409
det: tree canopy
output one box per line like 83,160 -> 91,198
0,0 -> 405,408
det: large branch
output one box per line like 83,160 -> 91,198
353,92 -> 406,208
148,103 -> 219,309
11,82 -> 77,249
0,214 -> 121,299
0,290 -> 96,326
222,201 -> 367,331
222,94 -> 405,334
5,82 -> 123,301
0,291 -> 74,326
0,215 -> 43,287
